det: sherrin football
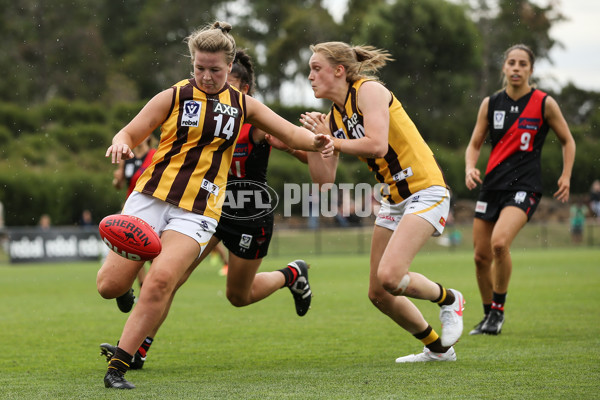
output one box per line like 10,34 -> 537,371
99,214 -> 161,261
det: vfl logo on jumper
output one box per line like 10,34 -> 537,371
493,111 -> 505,129
514,191 -> 527,204
201,179 -> 219,196
181,100 -> 201,127
239,234 -> 252,250
392,167 -> 413,182
333,128 -> 346,139
207,180 -> 280,221
518,117 -> 540,131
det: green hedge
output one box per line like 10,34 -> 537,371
0,170 -> 122,226
48,123 -> 113,152
0,102 -> 41,136
41,98 -> 107,126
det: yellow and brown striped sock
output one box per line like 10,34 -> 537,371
414,325 -> 450,354
431,283 -> 455,307
107,347 -> 133,375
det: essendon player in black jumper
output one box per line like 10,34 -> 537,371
465,44 -> 575,335
208,49 -> 312,312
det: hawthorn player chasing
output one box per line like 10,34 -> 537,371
302,41 -> 465,363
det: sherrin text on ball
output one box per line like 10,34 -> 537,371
99,214 -> 161,261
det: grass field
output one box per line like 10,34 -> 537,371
1,247 -> 599,399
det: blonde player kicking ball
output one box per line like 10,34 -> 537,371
98,22 -> 331,389
98,49 -> 313,374
303,41 -> 465,362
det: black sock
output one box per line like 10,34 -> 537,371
108,347 -> 133,374
138,336 -> 153,358
492,292 -> 506,312
432,283 -> 455,306
414,325 -> 450,354
278,265 -> 298,287
483,303 -> 492,315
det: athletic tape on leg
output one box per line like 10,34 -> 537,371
386,274 -> 410,296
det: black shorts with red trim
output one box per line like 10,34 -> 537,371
215,214 -> 273,260
474,190 -> 541,222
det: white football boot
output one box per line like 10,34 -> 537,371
439,289 -> 465,346
395,346 -> 456,363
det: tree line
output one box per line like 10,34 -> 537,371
0,0 -> 598,226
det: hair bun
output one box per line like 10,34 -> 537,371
213,21 -> 232,34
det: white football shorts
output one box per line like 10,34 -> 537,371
375,185 -> 450,236
122,191 -> 216,258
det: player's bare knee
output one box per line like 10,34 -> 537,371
143,270 -> 176,299
226,291 -> 251,307
473,251 -> 491,267
377,265 -> 410,295
382,273 -> 411,296
368,287 -> 385,307
96,278 -> 126,299
97,283 -> 113,299
491,240 -> 510,258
